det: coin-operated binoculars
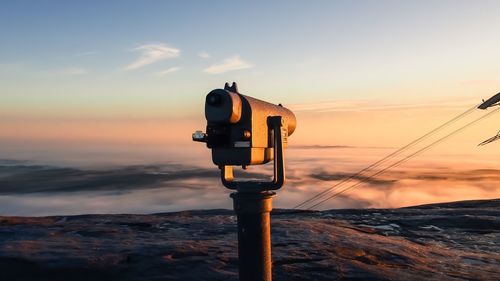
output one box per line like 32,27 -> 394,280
193,82 -> 296,281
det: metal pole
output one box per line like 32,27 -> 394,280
230,191 -> 275,281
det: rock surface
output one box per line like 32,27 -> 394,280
0,199 -> 499,281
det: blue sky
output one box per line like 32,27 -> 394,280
2,1 -> 500,110
1,1 -> 500,130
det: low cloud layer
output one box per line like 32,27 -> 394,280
310,171 -> 398,186
310,169 -> 500,185
0,158 -> 499,215
0,162 -> 269,194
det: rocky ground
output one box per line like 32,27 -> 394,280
0,199 -> 499,281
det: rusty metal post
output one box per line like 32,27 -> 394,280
230,191 -> 275,281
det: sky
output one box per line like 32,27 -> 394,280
1,1 -> 500,215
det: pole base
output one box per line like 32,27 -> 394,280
231,191 -> 275,281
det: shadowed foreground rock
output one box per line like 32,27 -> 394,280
0,199 -> 499,281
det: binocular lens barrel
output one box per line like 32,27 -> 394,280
206,92 -> 223,107
201,86 -> 296,166
205,89 -> 296,135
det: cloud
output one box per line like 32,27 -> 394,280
303,168 -> 500,188
290,145 -> 394,150
0,163 -> 269,194
1,159 -> 499,214
74,51 -> 97,57
289,98 -> 479,113
124,43 -> 180,70
198,51 -> 210,59
203,55 -> 253,74
291,145 -> 355,149
460,79 -> 500,85
157,67 -> 180,76
61,67 -> 88,75
310,171 -> 397,186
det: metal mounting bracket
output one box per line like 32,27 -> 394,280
220,116 -> 286,192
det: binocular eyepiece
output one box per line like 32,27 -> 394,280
193,82 -> 296,167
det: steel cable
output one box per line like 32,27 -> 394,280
294,104 -> 478,209
307,107 -> 500,210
